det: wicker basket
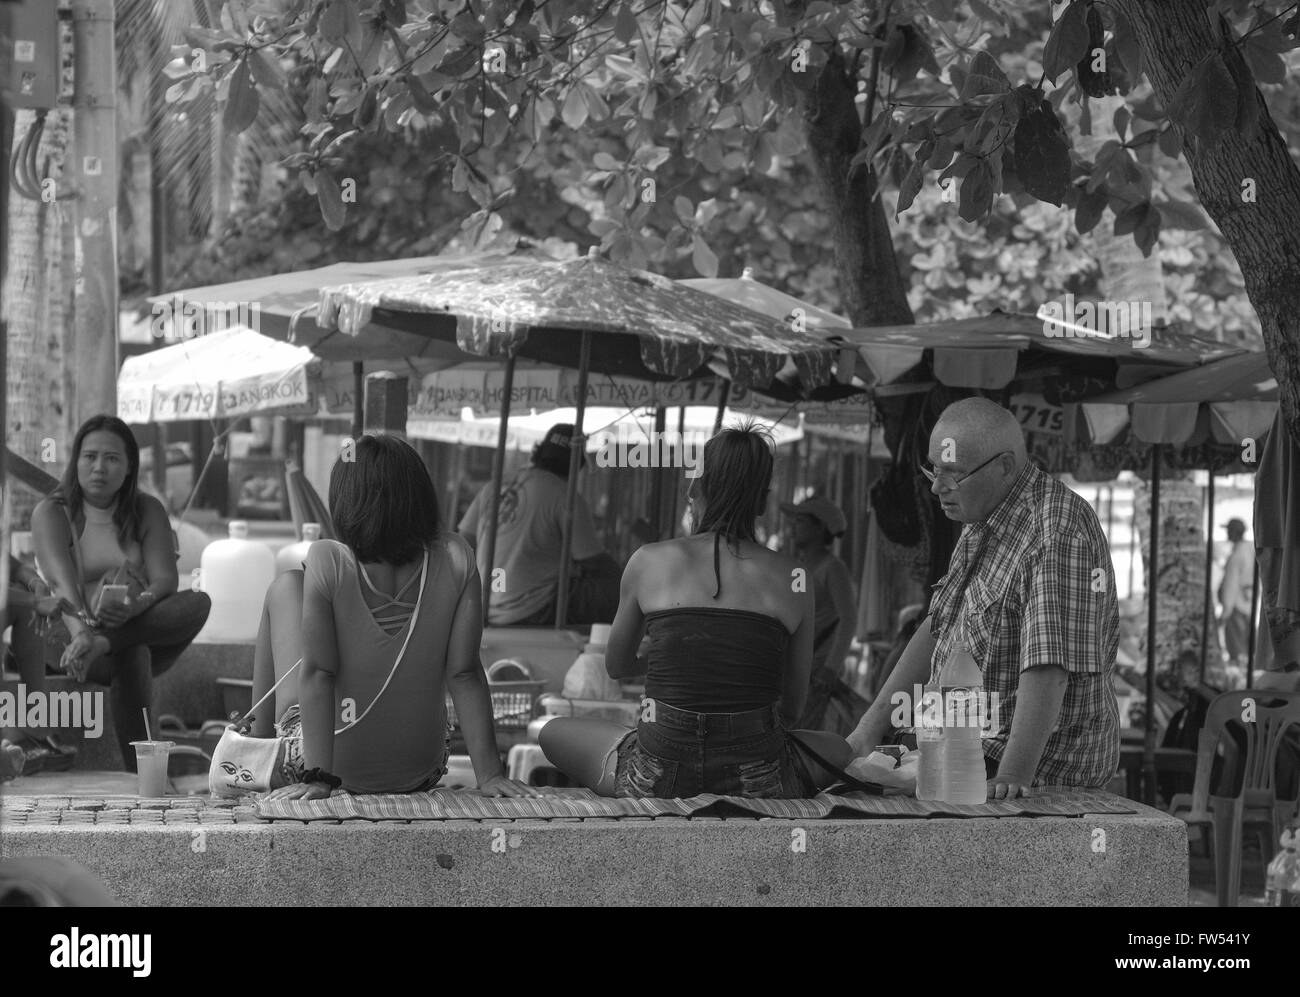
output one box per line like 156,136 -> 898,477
445,680 -> 545,732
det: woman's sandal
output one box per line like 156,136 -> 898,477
9,734 -> 77,774
1,740 -> 25,781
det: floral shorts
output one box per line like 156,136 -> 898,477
276,705 -> 450,793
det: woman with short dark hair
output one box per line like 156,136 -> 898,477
256,434 -> 536,800
541,424 -> 853,798
29,415 -> 211,770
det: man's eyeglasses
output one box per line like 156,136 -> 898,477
918,451 -> 1011,491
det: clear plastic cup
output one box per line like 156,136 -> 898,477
129,740 -> 174,797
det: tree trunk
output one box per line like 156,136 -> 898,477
1114,0 -> 1300,443
800,45 -> 914,327
2,108 -> 76,530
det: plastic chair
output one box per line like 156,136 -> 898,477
1169,689 -> 1300,906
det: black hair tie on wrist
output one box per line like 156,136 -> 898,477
299,767 -> 342,789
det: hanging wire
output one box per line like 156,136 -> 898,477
9,112 -> 77,202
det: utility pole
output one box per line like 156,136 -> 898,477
70,0 -> 116,425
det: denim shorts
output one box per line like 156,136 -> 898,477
613,699 -> 817,799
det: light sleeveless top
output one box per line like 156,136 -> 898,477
77,502 -> 144,583
303,533 -> 475,794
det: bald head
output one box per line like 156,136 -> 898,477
926,398 -> 1028,523
931,398 -> 1027,468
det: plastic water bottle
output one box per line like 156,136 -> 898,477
1265,828 -> 1299,907
275,522 -> 321,575
915,683 -> 944,800
940,627 -> 987,805
193,520 -> 276,642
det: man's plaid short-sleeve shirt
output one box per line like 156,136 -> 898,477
927,463 -> 1120,788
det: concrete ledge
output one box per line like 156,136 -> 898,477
0,801 -> 1188,906
153,640 -> 254,726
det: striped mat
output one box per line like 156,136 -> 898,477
254,787 -> 1137,822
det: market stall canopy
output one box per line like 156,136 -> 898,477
408,406 -> 803,453
118,326 -> 322,423
143,253 -> 525,363
406,363 -> 871,424
678,272 -> 851,332
832,310 -> 1246,390
316,254 -> 840,394
1076,350 -> 1278,446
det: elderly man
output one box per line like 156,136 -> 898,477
848,398 -> 1119,798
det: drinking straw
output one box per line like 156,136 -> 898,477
142,708 -> 152,741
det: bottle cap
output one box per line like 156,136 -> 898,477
302,522 -> 321,542
229,520 -> 249,539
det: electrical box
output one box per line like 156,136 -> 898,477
0,0 -> 60,110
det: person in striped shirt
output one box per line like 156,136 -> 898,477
849,398 -> 1120,798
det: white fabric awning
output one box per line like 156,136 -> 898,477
118,326 -> 321,423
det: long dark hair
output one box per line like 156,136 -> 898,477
329,434 -> 441,564
57,415 -> 144,546
692,421 -> 775,549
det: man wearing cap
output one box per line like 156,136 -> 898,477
781,497 -> 863,735
1219,518 -> 1255,669
459,424 -> 619,625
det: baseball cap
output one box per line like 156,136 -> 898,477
780,496 -> 847,536
534,423 -> 587,469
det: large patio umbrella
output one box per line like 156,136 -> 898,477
316,252 -> 843,626
143,253 -> 532,435
1075,350 -> 1279,803
117,326 -> 321,424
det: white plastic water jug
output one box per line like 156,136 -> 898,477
193,520 -> 276,642
275,522 -> 322,575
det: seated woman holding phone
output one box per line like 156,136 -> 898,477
29,415 -> 211,771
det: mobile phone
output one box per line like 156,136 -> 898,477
95,584 -> 130,616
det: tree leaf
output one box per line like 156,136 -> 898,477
248,48 -> 284,90
1157,125 -> 1182,158
561,85 -> 588,129
691,234 -> 719,278
958,160 -> 994,222
1133,204 -> 1161,256
223,59 -> 260,134
1242,42 -> 1286,85
319,0 -> 349,45
1166,51 -> 1237,140
1042,0 -> 1091,84
960,51 -> 1010,99
1075,185 -> 1108,234
315,168 -> 347,230
1155,198 -> 1207,230
1112,201 -> 1147,236
1012,100 -> 1071,206
592,151 -> 620,171
1110,8 -> 1143,83
895,161 -> 924,217
1075,4 -> 1113,97
674,196 -> 694,225
614,3 -> 638,44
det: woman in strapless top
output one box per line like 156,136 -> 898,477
541,424 -> 854,798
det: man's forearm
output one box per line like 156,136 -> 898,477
847,620 -> 937,754
996,664 -> 1067,783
